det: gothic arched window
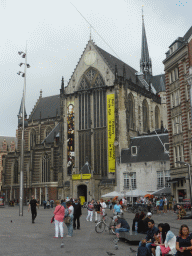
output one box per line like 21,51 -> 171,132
30,129 -> 36,149
127,93 -> 134,129
155,106 -> 160,129
78,68 -> 104,90
45,127 -> 52,138
142,99 -> 149,133
42,154 -> 50,182
13,160 -> 18,184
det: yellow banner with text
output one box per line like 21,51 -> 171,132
72,174 -> 91,180
107,94 -> 115,173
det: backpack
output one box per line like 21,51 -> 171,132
138,244 -> 149,256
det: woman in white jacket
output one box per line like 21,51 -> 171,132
155,223 -> 176,256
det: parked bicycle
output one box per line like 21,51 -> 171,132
95,214 -> 116,234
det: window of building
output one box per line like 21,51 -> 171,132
157,171 -> 164,189
169,73 -> 172,84
127,93 -> 135,129
142,99 -> 149,133
131,146 -> 137,156
172,70 -> 175,82
131,172 -> 137,190
185,85 -> 189,100
183,62 -> 187,74
30,129 -> 36,149
124,173 -> 129,189
174,146 -> 178,167
165,170 -> 171,187
13,160 -> 18,184
42,154 -> 50,182
67,104 -> 75,176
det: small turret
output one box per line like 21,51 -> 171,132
18,92 -> 28,128
60,76 -> 64,95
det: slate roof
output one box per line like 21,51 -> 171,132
94,45 -> 138,84
151,74 -> 165,93
121,134 -> 169,163
42,123 -> 60,144
29,95 -> 60,121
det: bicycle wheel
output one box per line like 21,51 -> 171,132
95,221 -> 106,233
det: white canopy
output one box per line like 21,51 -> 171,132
101,191 -> 124,198
125,189 -> 147,197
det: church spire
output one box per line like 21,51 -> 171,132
140,6 -> 152,83
18,91 -> 27,127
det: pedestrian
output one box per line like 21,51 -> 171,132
28,195 -> 38,224
177,206 -> 186,220
50,200 -> 54,208
43,200 -> 46,209
132,212 -> 140,232
173,198 -> 177,213
113,200 -> 122,215
138,212 -> 146,234
46,200 -> 50,209
156,198 -> 160,214
163,197 -> 167,213
113,215 -> 130,240
65,201 -> 74,237
138,220 -> 159,256
176,224 -> 192,256
53,200 -> 65,238
159,197 -> 164,212
94,200 -> 102,223
86,199 -> 94,222
73,199 -> 82,230
155,223 -> 176,256
100,198 -> 107,216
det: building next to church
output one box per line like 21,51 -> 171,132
0,136 -> 17,195
163,26 -> 192,202
2,14 -> 167,203
117,131 -> 170,198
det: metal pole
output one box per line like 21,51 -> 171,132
19,46 -> 27,216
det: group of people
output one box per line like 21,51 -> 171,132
137,220 -> 192,256
86,199 -> 107,222
132,212 -> 153,234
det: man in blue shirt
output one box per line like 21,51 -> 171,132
113,216 -> 130,239
159,197 -> 164,211
138,219 -> 158,256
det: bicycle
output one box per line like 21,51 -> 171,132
95,214 -> 116,234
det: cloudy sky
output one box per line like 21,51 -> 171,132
0,0 -> 191,137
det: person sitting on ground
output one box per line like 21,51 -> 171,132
113,200 -> 122,215
176,224 -> 192,256
132,212 -> 140,231
177,206 -> 186,220
113,215 -> 130,240
155,223 -> 176,256
138,212 -> 146,234
138,220 -> 159,256
143,212 -> 152,233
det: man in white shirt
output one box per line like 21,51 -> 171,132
163,196 -> 167,213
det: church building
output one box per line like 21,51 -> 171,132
2,15 -> 167,204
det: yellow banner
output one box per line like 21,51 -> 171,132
72,174 -> 92,180
107,94 -> 115,173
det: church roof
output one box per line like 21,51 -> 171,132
151,74 -> 165,93
0,136 -> 17,150
29,95 -> 60,121
42,123 -> 60,144
94,44 -> 137,83
140,17 -> 150,67
121,134 -> 169,163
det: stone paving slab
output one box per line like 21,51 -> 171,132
0,206 -> 191,256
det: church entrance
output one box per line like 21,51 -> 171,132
77,185 -> 87,205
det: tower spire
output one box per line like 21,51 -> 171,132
18,90 -> 27,127
140,6 -> 152,83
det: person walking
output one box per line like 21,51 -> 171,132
100,199 -> 107,216
53,200 -> 65,238
65,201 -> 74,237
163,197 -> 167,213
86,199 -> 94,222
28,195 -> 38,224
73,199 -> 82,230
94,200 -> 101,223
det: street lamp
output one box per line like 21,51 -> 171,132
176,161 -> 192,216
17,47 -> 30,216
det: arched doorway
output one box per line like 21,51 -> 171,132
77,185 -> 87,203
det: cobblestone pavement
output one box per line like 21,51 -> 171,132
0,206 -> 192,256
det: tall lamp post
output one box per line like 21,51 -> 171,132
17,48 -> 30,216
176,161 -> 192,216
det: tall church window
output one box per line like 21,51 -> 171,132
67,104 -> 75,175
13,160 -> 18,184
30,129 -> 36,149
155,106 -> 160,129
42,154 -> 50,182
127,93 -> 134,129
78,68 -> 107,177
142,99 -> 149,133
